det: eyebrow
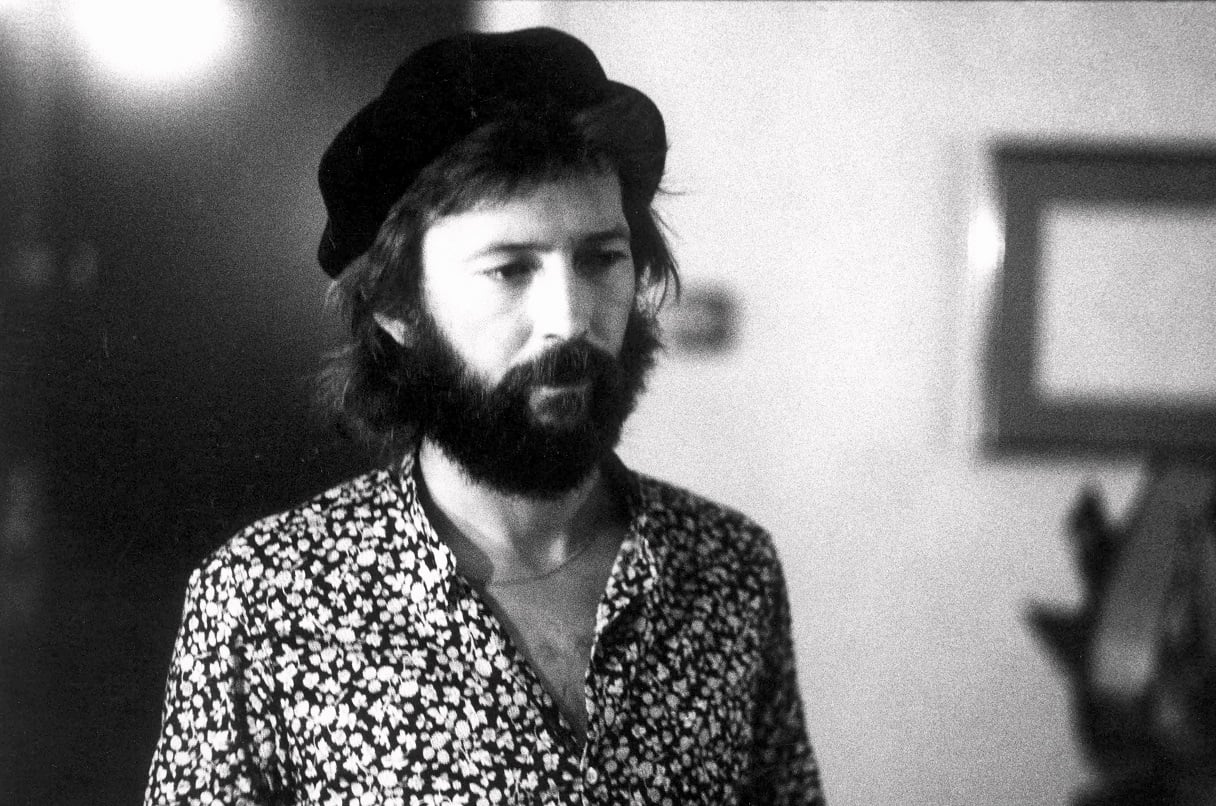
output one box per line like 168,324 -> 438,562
581,226 -> 632,244
470,226 -> 631,258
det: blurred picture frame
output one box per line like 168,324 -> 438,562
983,141 -> 1216,458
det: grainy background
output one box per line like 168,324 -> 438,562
5,2 -> 1216,805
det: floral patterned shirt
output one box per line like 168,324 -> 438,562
145,455 -> 824,805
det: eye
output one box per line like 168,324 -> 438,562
578,247 -> 631,275
484,260 -> 535,282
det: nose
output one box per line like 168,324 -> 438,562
528,257 -> 591,343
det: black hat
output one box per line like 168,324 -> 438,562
316,27 -> 667,277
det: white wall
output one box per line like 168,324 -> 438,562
475,4 -> 1216,804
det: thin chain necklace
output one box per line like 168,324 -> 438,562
485,530 -> 602,587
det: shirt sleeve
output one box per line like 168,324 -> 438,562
741,559 -> 826,806
144,563 -> 276,805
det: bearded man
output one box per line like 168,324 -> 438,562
145,27 -> 824,806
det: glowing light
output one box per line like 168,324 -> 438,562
71,0 -> 232,82
967,201 -> 1004,283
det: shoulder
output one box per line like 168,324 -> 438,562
631,470 -> 784,586
186,469 -> 400,617
205,469 -> 394,570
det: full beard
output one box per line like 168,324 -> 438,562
399,306 -> 660,498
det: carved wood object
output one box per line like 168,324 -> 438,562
1031,461 -> 1216,805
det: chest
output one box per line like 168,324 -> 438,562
477,529 -> 623,742
242,578 -> 766,805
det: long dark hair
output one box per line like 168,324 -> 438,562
316,96 -> 678,457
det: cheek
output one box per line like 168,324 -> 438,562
451,320 -> 530,382
594,272 -> 638,349
421,285 -> 526,380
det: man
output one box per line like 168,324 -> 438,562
145,27 -> 824,806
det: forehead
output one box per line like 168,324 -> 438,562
424,171 -> 629,255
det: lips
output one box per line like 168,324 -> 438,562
528,381 -> 592,423
518,340 -> 602,388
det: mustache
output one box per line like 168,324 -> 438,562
501,339 -> 620,388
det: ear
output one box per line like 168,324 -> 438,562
373,312 -> 414,347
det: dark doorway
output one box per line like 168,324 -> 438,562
1,4 -> 468,803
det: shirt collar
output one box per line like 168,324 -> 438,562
365,451 -> 461,634
371,449 -> 669,629
583,453 -> 672,624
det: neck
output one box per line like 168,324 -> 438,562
415,439 -> 619,583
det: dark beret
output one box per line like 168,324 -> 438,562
316,27 -> 666,277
